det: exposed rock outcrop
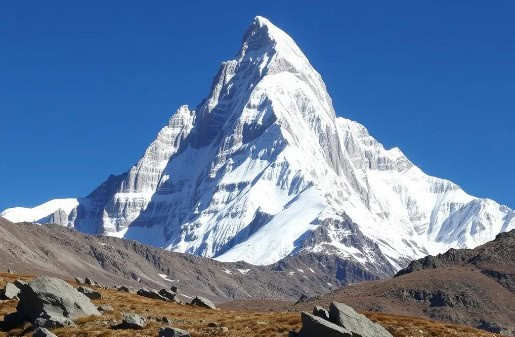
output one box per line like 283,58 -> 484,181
2,276 -> 99,329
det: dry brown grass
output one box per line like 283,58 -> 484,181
0,273 -> 503,337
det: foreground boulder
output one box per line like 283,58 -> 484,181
295,302 -> 392,337
77,286 -> 102,300
159,326 -> 191,337
329,302 -> 392,337
0,282 -> 20,300
2,276 -> 100,329
115,313 -> 147,330
191,296 -> 216,309
298,312 -> 351,337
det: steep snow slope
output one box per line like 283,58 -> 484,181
2,17 -> 514,275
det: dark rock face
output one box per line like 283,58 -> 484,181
4,276 -> 100,328
78,286 -> 102,300
329,302 -> 392,337
0,282 -> 20,300
115,313 -> 147,330
13,280 -> 27,289
32,327 -> 58,337
158,326 -> 191,337
191,296 -> 216,309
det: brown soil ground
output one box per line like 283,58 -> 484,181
0,273 -> 503,337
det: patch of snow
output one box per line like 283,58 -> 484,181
1,198 -> 78,223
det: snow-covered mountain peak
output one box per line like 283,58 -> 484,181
2,16 -> 513,276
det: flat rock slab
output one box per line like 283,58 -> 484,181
298,312 -> 352,337
329,302 -> 393,337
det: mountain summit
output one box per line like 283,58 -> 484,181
3,17 -> 514,276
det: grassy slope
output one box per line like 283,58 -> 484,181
0,273 -> 502,337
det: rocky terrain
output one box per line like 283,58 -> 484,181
0,217 -> 376,301
283,230 -> 515,335
0,272 -> 504,337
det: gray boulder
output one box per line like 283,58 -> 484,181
116,313 -> 147,330
137,288 -> 167,301
74,277 -> 84,284
170,285 -> 178,293
159,288 -> 177,301
329,302 -> 392,337
97,304 -> 114,312
298,312 -> 351,337
159,326 -> 191,337
77,286 -> 102,300
33,327 -> 58,337
1,282 -> 21,300
312,305 -> 330,321
191,296 -> 216,309
12,276 -> 100,328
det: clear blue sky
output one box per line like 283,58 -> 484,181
1,1 -> 514,211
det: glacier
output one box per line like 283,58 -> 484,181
2,16 -> 514,275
